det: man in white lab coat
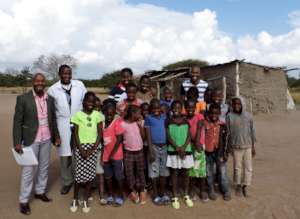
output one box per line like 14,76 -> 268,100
48,65 -> 87,194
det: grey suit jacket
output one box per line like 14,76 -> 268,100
13,90 -> 60,146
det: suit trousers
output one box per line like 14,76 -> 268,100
19,140 -> 52,203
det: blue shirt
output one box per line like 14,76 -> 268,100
160,99 -> 173,108
144,114 -> 167,144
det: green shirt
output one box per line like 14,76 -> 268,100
71,110 -> 105,144
167,123 -> 192,152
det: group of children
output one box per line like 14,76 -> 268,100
69,67 -> 256,213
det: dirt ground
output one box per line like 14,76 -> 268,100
1,94 -> 300,219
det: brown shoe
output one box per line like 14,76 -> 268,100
34,194 -> 53,202
235,185 -> 243,197
20,203 -> 31,215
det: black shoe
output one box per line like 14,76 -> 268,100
20,203 -> 31,215
34,194 -> 53,202
61,185 -> 72,195
242,185 -> 249,197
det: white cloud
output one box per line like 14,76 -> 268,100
0,0 -> 299,78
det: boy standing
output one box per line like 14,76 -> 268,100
205,104 -> 231,201
226,97 -> 256,197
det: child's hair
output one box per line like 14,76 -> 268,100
141,102 -> 150,109
102,98 -> 116,113
83,91 -> 96,103
126,82 -> 138,91
184,99 -> 196,108
139,75 -> 150,83
171,100 -> 183,109
150,98 -> 160,108
121,67 -> 133,76
124,105 -> 140,120
208,103 -> 221,113
187,87 -> 199,99
163,86 -> 172,94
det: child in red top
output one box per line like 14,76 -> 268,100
101,101 -> 125,206
205,104 -> 231,201
185,100 -> 208,202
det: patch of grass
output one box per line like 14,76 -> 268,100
290,88 -> 300,104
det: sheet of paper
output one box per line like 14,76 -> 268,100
12,147 -> 38,166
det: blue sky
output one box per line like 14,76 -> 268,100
128,0 -> 300,36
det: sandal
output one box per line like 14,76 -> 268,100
99,198 -> 107,205
184,195 -> 194,208
106,196 -> 114,205
152,196 -> 163,205
171,197 -> 180,209
70,199 -> 78,213
114,197 -> 124,207
82,201 -> 91,213
128,192 -> 139,204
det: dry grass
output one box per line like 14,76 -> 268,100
290,88 -> 300,104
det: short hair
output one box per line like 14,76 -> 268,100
171,100 -> 182,109
187,87 -> 199,99
141,102 -> 150,109
163,86 -> 172,93
32,73 -> 46,81
120,68 -> 133,76
126,82 -> 138,91
102,98 -> 116,113
124,105 -> 140,120
150,98 -> 160,108
208,103 -> 221,113
139,75 -> 150,83
58,64 -> 71,75
83,91 -> 96,102
184,99 -> 196,108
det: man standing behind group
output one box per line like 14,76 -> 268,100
13,73 -> 61,215
48,65 -> 87,195
181,65 -> 208,102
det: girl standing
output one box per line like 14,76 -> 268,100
166,101 -> 194,209
122,105 -> 147,205
70,92 -> 104,213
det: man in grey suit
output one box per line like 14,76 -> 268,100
13,73 -> 61,215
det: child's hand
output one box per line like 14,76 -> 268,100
195,144 -> 203,152
178,149 -> 186,159
14,144 -> 23,154
252,146 -> 256,157
148,148 -> 156,163
81,150 -> 88,159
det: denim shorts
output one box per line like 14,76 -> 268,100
103,160 -> 124,181
148,144 -> 170,178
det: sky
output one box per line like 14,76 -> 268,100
0,0 -> 300,78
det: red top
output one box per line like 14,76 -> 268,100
187,113 -> 205,147
204,119 -> 221,152
102,118 -> 124,162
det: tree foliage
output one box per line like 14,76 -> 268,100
33,54 -> 78,80
162,59 -> 209,70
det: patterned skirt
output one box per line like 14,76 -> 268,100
188,151 -> 207,178
75,143 -> 99,184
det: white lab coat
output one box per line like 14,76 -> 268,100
48,80 -> 87,157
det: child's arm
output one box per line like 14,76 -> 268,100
182,124 -> 191,152
108,134 -> 123,161
195,120 -> 204,152
88,122 -> 103,157
145,127 -> 155,163
137,121 -> 145,139
73,124 -> 87,159
250,117 -> 256,157
167,123 -> 178,150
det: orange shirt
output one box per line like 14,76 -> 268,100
182,101 -> 206,115
204,120 -> 221,152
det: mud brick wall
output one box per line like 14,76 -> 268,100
201,63 -> 237,103
239,62 -> 287,113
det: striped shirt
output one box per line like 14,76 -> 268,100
180,79 -> 208,101
108,83 -> 127,103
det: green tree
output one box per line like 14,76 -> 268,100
98,70 -> 121,88
162,59 -> 209,70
